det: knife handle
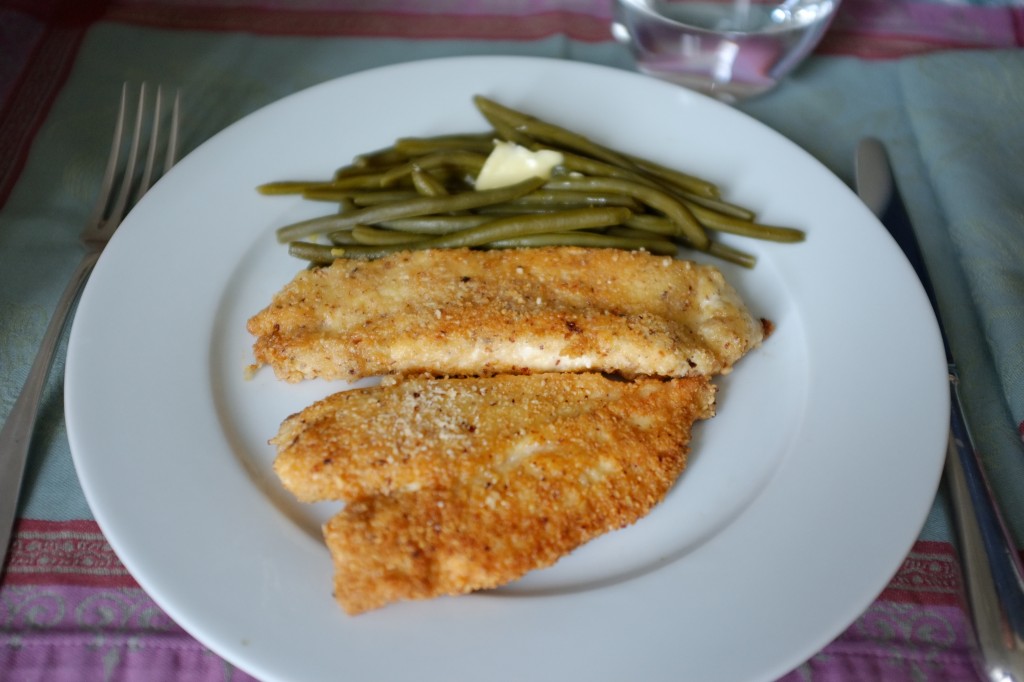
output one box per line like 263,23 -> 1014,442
946,368 -> 1024,681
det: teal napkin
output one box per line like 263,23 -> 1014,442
900,50 -> 1024,440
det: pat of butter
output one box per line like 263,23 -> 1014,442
474,141 -> 564,191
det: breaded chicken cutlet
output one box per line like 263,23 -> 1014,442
273,372 -> 713,503
271,372 -> 716,614
247,247 -> 763,382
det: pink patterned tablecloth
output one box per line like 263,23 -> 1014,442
1,521 -> 986,680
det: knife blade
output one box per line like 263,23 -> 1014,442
855,137 -> 1024,682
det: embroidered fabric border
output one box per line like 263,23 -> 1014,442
0,520 -> 987,681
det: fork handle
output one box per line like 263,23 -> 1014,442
0,250 -> 101,571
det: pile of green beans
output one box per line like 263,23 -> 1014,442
258,96 -> 805,268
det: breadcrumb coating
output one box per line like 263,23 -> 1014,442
275,373 -> 716,614
247,247 -> 763,382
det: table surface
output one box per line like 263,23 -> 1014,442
1,1 -> 1023,680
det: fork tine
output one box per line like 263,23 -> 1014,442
129,85 -> 181,209
106,82 -> 149,229
84,83 -> 129,231
164,89 -> 181,174
83,82 -> 181,238
132,85 -> 163,206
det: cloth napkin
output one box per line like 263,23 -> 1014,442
900,51 -> 1024,440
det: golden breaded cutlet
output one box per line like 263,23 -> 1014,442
272,373 -> 716,614
247,247 -> 763,382
273,372 -> 714,503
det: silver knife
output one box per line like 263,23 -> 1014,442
855,137 -> 1024,682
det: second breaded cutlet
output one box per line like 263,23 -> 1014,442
272,372 -> 712,504
269,372 -> 716,614
247,247 -> 763,382
324,374 -> 714,614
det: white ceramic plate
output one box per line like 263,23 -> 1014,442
66,56 -> 948,682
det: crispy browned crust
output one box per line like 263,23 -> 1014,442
274,372 -> 701,503
247,247 -> 763,382
307,373 -> 715,614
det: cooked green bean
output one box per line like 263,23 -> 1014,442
351,146 -> 408,168
327,230 -> 361,245
562,159 -> 732,226
418,206 -> 632,250
483,116 -> 536,149
301,187 -> 360,202
321,207 -> 633,258
257,180 -> 334,196
605,225 -> 673,240
486,231 -> 678,255
349,190 -> 420,206
377,215 -> 493,234
485,190 -> 642,210
410,169 -> 449,197
300,226 -> 676,264
328,244 -> 412,260
678,192 -> 756,221
275,176 -> 547,243
333,163 -> 396,180
288,241 -> 337,264
394,134 -> 495,156
380,151 -> 488,187
265,173 -> 413,200
627,210 -> 802,243
544,177 -> 708,250
473,95 -> 637,170
351,225 -> 432,246
474,205 -> 568,215
323,173 -> 397,190
707,241 -> 757,268
689,204 -> 805,242
319,208 -> 632,251
555,152 -> 656,186
622,214 -> 680,237
555,151 -> 741,222
610,226 -> 756,267
624,154 -> 719,199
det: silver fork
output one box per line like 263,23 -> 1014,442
0,83 -> 181,572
